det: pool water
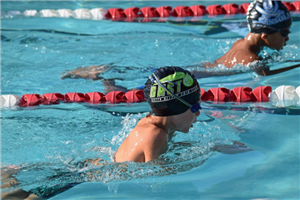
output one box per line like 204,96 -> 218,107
1,1 -> 300,199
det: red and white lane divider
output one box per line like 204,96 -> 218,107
1,85 -> 300,109
0,90 -> 145,108
2,1 -> 300,21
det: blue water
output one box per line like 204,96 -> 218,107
1,1 -> 300,199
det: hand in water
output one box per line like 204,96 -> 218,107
215,141 -> 254,154
61,64 -> 112,80
1,165 -> 43,200
1,165 -> 21,189
102,79 -> 128,93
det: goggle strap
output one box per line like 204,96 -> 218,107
253,23 -> 289,35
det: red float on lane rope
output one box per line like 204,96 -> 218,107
207,5 -> 226,15
292,1 -> 300,11
84,92 -> 105,104
229,87 -> 254,102
252,86 -> 272,102
171,6 -> 193,17
105,8 -> 126,20
64,92 -> 85,103
282,2 -> 296,11
139,7 -> 159,18
156,6 -> 172,18
124,7 -> 140,18
223,4 -> 240,14
125,90 -> 146,103
105,91 -> 126,104
239,3 -> 250,14
19,94 -> 42,107
42,93 -> 64,105
206,88 -> 230,102
190,5 -> 208,16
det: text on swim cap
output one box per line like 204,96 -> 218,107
159,72 -> 194,87
150,85 -> 199,103
150,80 -> 182,98
253,0 -> 291,26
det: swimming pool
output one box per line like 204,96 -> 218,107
1,1 -> 300,199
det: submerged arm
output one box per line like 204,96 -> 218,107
214,141 -> 253,154
61,65 -> 111,81
187,64 -> 241,79
188,52 -> 260,78
102,79 -> 128,93
256,63 -> 300,76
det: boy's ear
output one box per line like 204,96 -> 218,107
261,33 -> 268,40
261,33 -> 269,45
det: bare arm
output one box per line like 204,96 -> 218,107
189,51 -> 262,78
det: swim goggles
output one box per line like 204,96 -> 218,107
254,23 -> 291,37
151,73 -> 201,114
267,26 -> 290,37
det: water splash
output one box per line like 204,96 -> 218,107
1,112 -> 241,197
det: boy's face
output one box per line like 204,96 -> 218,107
172,103 -> 201,133
263,28 -> 290,51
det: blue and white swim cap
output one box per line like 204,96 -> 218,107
247,0 -> 292,34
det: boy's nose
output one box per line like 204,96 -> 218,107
285,36 -> 289,42
193,111 -> 200,123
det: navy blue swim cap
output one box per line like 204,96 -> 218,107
144,67 -> 200,116
247,0 -> 292,34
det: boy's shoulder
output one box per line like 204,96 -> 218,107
135,121 -> 168,144
134,123 -> 168,161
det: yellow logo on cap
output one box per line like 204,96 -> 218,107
183,73 -> 193,87
150,72 -> 194,98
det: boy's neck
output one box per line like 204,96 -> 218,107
145,115 -> 175,144
146,115 -> 174,133
245,33 -> 265,55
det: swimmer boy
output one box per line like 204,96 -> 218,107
61,0 -> 299,81
114,66 -> 250,162
1,67 -> 250,199
194,0 -> 299,77
115,66 -> 201,162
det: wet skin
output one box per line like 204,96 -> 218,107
114,109 -> 201,163
214,30 -> 290,68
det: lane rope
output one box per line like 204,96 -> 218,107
2,1 -> 300,21
1,85 -> 300,109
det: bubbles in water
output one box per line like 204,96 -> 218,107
2,112 -> 242,195
111,113 -> 141,146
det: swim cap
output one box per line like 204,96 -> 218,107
247,0 -> 291,34
144,66 -> 200,116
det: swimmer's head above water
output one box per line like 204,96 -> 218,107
247,0 -> 291,36
115,67 -> 201,163
210,0 -> 294,70
144,66 -> 201,116
246,0 -> 292,51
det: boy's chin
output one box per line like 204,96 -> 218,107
181,129 -> 190,133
